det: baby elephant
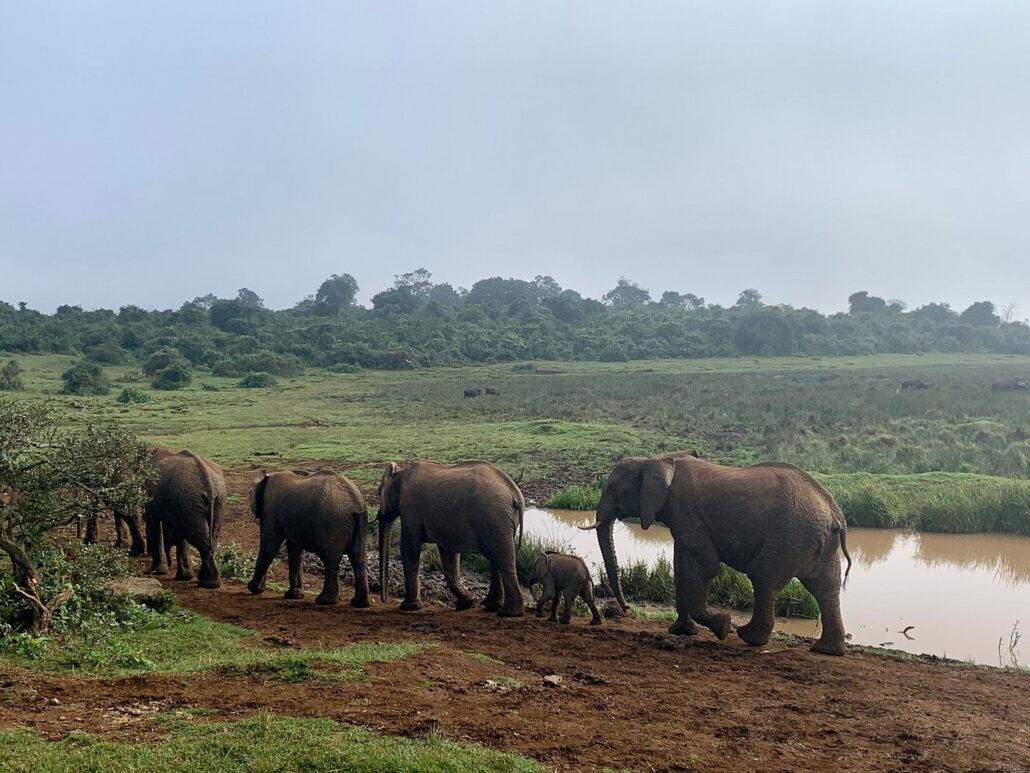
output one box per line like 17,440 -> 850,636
529,551 -> 602,625
247,469 -> 370,607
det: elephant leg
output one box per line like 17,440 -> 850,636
196,541 -> 221,589
84,514 -> 98,545
113,513 -> 125,548
800,557 -> 847,656
536,578 -> 554,618
284,540 -> 305,599
175,539 -> 195,581
347,539 -> 370,609
316,552 -> 342,606
669,538 -> 729,638
146,511 -> 167,575
399,532 -> 423,611
559,587 -> 576,624
738,553 -> 794,647
440,550 -> 474,611
482,540 -> 523,617
248,535 -> 283,595
549,588 -> 560,622
482,565 -> 502,612
582,582 -> 602,626
122,510 -> 146,556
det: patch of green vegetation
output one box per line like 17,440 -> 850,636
0,713 -> 542,772
116,387 -> 151,404
0,609 -> 429,680
466,652 -> 503,665
491,676 -> 522,690
545,481 -> 604,509
238,371 -> 278,388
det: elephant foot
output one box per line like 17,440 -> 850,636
128,546 -> 145,557
149,566 -> 168,577
669,617 -> 699,636
350,595 -> 371,609
400,599 -> 423,612
481,598 -> 501,612
497,606 -> 525,618
810,638 -> 846,657
247,581 -> 264,595
283,588 -> 304,600
704,613 -> 732,641
589,617 -> 603,626
197,578 -> 221,590
559,617 -> 571,625
535,611 -> 545,618
736,622 -> 772,647
175,570 -> 195,582
315,594 -> 340,606
455,596 -> 475,611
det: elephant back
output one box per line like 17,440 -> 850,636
266,470 -> 366,518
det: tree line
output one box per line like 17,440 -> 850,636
2,271 -> 1028,371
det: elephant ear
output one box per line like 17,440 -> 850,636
531,552 -> 549,582
379,462 -> 402,509
638,458 -> 675,529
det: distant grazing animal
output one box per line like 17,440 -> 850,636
899,379 -> 929,391
992,379 -> 1028,392
485,387 -> 500,396
528,551 -> 602,625
463,388 -> 481,398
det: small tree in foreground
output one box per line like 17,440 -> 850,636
0,400 -> 152,632
60,360 -> 110,396
0,360 -> 24,391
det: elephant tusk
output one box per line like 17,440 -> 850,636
578,522 -> 603,531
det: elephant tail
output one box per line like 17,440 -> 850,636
837,519 -> 853,588
514,495 -> 524,553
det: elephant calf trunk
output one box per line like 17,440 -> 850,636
378,512 -> 391,603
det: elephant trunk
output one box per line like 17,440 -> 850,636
378,510 -> 392,603
598,517 -> 629,612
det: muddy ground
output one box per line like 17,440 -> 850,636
2,466 -> 1029,772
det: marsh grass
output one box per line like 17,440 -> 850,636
0,714 -> 541,773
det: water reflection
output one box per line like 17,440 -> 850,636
525,508 -> 1030,666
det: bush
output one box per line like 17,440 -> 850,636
116,388 -> 151,404
212,352 -> 304,378
60,360 -> 110,396
327,363 -> 361,374
152,363 -> 193,391
143,348 -> 187,377
217,543 -> 257,580
598,344 -> 629,362
0,360 -> 24,391
238,372 -> 278,388
83,342 -> 128,364
201,382 -> 221,391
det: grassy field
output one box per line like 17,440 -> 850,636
6,352 -> 1030,492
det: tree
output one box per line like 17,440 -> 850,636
735,288 -> 763,308
1002,302 -> 1019,324
152,362 -> 193,390
314,273 -> 359,315
0,400 -> 152,631
848,291 -> 887,314
531,275 -> 562,300
910,303 -> 956,323
603,278 -> 651,307
393,268 -> 433,299
428,283 -> 462,306
61,361 -> 110,396
236,288 -> 264,309
958,301 -> 999,327
0,360 -> 24,391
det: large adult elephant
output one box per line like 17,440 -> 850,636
247,469 -> 370,607
583,451 -> 852,655
145,449 -> 226,589
377,460 -> 525,616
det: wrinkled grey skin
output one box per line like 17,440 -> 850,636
584,451 -> 852,656
145,450 -> 226,589
247,470 -> 370,607
528,551 -> 602,625
378,460 -> 525,616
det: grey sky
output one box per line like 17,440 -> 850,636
2,2 -> 1028,315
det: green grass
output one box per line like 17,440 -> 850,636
545,481 -> 604,509
0,714 -> 541,772
0,610 -> 429,680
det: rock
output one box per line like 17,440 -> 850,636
602,600 -> 626,620
542,674 -> 562,688
106,577 -> 166,603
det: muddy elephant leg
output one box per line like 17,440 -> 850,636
549,588 -> 560,622
582,582 -> 602,626
669,537 -> 729,638
284,540 -> 304,599
316,552 -> 342,606
196,541 -> 221,589
399,531 -> 423,611
482,540 -> 523,617
146,510 -> 167,575
535,578 -> 554,618
800,557 -> 847,656
122,510 -> 146,556
559,587 -> 576,624
347,540 -> 370,609
440,550 -> 474,611
737,553 -> 794,647
247,535 -> 283,595
175,538 -> 195,581
482,565 -> 502,612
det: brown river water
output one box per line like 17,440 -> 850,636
523,508 -> 1030,667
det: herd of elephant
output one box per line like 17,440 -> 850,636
101,447 -> 853,657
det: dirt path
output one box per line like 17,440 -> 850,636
4,467 -> 1029,771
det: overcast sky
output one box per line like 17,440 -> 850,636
2,2 -> 1028,315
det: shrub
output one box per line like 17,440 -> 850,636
0,360 -> 24,391
327,363 -> 361,374
83,341 -> 128,364
238,372 -> 278,388
143,348 -> 187,377
60,360 -> 110,396
217,543 -> 257,581
598,344 -> 629,362
152,363 -> 193,391
116,388 -> 151,404
212,352 -> 304,378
